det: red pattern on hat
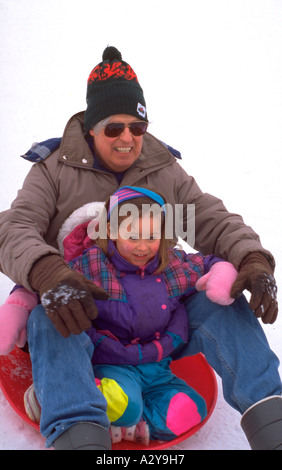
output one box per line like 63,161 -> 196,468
88,62 -> 138,84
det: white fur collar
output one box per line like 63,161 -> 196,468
57,201 -> 105,256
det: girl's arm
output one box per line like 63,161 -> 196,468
180,251 -> 238,305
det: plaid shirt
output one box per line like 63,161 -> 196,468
68,244 -> 216,300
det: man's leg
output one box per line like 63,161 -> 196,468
174,292 -> 281,414
27,305 -> 110,448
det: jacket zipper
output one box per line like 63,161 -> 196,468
140,266 -> 145,279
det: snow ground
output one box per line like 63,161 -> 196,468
0,0 -> 282,450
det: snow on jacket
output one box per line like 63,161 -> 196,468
0,111 -> 274,289
68,238 -> 219,366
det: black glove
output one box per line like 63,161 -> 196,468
231,252 -> 278,324
29,254 -> 109,337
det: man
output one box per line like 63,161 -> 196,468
0,46 -> 281,450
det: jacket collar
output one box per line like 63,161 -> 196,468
57,112 -> 176,171
21,111 -> 179,174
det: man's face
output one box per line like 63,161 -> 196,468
90,114 -> 144,173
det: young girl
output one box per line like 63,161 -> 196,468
0,186 -> 238,446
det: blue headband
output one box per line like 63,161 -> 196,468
108,186 -> 166,220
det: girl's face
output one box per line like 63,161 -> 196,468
109,214 -> 161,267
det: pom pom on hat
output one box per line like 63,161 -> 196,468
84,46 -> 148,132
102,46 -> 122,62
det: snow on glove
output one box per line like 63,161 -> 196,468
0,287 -> 38,355
196,261 -> 238,305
230,252 -> 278,324
29,254 -> 109,338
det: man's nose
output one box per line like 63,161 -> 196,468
119,127 -> 133,141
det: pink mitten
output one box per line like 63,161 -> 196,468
196,262 -> 238,305
0,288 -> 38,355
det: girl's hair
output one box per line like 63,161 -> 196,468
95,194 -> 174,273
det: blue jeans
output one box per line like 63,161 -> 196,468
175,292 -> 282,413
27,292 -> 281,447
27,305 -> 110,447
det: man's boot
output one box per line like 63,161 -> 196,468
54,422 -> 112,450
241,396 -> 282,450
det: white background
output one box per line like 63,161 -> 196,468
0,0 -> 281,450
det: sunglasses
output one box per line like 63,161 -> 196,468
104,121 -> 148,138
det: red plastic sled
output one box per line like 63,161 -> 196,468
0,347 -> 217,450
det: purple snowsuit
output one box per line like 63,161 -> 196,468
67,239 -> 219,440
69,240 -> 219,365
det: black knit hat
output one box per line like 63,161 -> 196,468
84,46 -> 148,132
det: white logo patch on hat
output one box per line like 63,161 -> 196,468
137,103 -> 146,118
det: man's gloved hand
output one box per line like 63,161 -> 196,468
29,254 -> 109,337
230,252 -> 278,324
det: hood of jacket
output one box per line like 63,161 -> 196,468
57,201 -> 160,276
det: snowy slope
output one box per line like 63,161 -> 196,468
0,0 -> 281,450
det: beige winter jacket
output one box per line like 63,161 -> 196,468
0,112 -> 274,289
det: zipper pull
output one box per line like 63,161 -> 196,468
140,267 -> 145,279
